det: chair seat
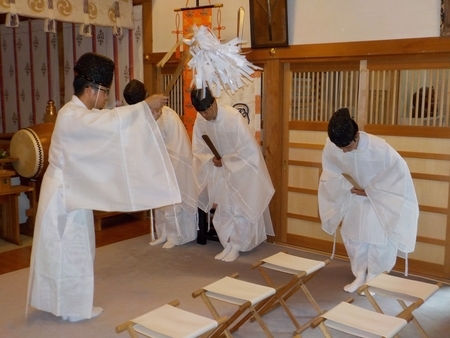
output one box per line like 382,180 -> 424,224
262,252 -> 326,275
116,300 -> 226,338
322,301 -> 407,338
357,273 -> 442,338
204,276 -> 276,306
131,304 -> 218,338
365,273 -> 440,303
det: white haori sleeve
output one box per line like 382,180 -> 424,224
365,152 -> 419,254
192,115 -> 215,212
59,102 -> 181,212
221,108 -> 275,224
318,142 -> 353,235
157,107 -> 198,214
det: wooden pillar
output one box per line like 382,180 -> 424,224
142,0 -> 157,93
261,58 -> 284,243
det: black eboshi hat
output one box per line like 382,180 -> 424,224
74,52 -> 115,88
190,86 -> 215,112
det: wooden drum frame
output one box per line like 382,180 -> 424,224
9,123 -> 54,180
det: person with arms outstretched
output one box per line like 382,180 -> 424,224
27,53 -> 180,322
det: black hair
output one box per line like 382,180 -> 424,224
328,108 -> 359,147
123,79 -> 147,105
73,76 -> 95,97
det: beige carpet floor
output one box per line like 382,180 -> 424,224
1,235 -> 449,337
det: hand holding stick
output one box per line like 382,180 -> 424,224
202,135 -> 221,160
145,94 -> 168,110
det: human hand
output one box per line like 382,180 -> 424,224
212,157 -> 222,167
151,108 -> 162,120
350,187 -> 367,196
145,94 -> 168,110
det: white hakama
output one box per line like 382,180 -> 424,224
153,107 -> 198,246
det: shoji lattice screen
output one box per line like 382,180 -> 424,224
290,68 -> 360,122
367,68 -> 450,127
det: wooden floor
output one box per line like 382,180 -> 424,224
0,214 -> 151,276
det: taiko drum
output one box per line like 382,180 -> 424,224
9,123 -> 54,179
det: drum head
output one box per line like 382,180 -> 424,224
10,124 -> 53,179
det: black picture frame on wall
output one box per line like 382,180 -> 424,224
249,0 -> 289,48
441,0 -> 450,36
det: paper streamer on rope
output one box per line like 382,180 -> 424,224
113,1 -> 123,37
79,0 -> 92,37
184,25 -> 261,98
44,1 -> 57,33
5,0 -> 19,28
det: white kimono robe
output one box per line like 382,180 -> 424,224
154,106 -> 198,245
192,104 -> 274,251
27,96 -> 181,319
318,132 -> 418,278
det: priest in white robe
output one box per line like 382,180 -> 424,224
191,87 -> 275,262
318,108 -> 419,293
123,80 -> 198,249
27,53 -> 181,322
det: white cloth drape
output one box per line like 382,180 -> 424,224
153,106 -> 198,245
0,1 -> 134,29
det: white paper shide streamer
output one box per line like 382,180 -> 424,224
184,25 -> 261,97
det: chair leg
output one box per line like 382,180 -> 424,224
318,323 -> 333,338
198,292 -> 234,338
256,272 -> 324,332
248,306 -> 274,338
116,321 -> 139,338
300,282 -> 323,314
398,299 -> 429,338
125,325 -> 139,338
229,292 -> 277,334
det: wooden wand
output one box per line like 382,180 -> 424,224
202,135 -> 221,160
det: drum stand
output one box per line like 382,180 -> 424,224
0,169 -> 35,245
20,178 -> 38,237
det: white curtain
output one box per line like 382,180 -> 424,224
0,20 -> 59,132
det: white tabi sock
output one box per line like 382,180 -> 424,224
150,235 -> 167,246
215,243 -> 232,260
344,274 -> 366,293
162,240 -> 176,249
222,247 -> 239,262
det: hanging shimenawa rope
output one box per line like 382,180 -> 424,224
184,24 -> 261,97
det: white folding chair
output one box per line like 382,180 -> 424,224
357,272 -> 442,338
251,251 -> 330,334
115,299 -> 227,338
307,297 -> 422,338
192,273 -> 277,338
